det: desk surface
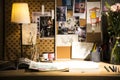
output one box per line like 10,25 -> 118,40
0,61 -> 120,77
0,61 -> 120,80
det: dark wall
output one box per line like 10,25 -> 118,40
0,0 -> 4,60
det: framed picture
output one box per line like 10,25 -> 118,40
62,0 -> 73,10
32,12 -> 51,35
56,6 -> 67,21
39,16 -> 55,38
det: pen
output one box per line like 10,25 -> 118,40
109,66 -> 114,72
113,66 -> 117,72
104,66 -> 110,72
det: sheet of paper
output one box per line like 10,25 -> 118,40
56,34 -> 78,46
72,42 -> 94,59
22,23 -> 37,45
29,61 -> 68,71
29,60 -> 99,72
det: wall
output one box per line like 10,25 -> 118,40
4,0 -> 119,61
0,0 -> 3,60
4,0 -> 55,60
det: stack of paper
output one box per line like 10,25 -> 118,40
29,60 -> 99,72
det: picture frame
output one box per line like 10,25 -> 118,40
39,16 -> 55,38
56,6 -> 67,21
32,12 -> 55,38
32,12 -> 51,35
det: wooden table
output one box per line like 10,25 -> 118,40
0,61 -> 120,80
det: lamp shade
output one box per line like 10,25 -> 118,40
11,3 -> 30,23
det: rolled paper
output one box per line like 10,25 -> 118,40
52,10 -> 54,19
42,5 -> 44,15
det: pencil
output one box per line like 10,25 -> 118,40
104,66 -> 110,72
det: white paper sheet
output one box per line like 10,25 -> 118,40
22,23 -> 37,45
29,60 -> 99,72
56,34 -> 78,46
72,42 -> 94,59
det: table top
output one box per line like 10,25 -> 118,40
0,61 -> 120,77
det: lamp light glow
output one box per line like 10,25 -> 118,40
11,3 -> 30,24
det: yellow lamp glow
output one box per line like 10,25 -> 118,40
11,3 -> 30,23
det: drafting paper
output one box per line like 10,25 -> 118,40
22,23 -> 37,45
72,42 -> 94,59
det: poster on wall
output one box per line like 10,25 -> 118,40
22,23 -> 37,45
86,1 -> 101,32
71,42 -> 94,59
56,34 -> 78,46
58,16 -> 80,34
39,16 -> 55,38
32,12 -> 51,36
56,6 -> 67,21
73,0 -> 86,19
